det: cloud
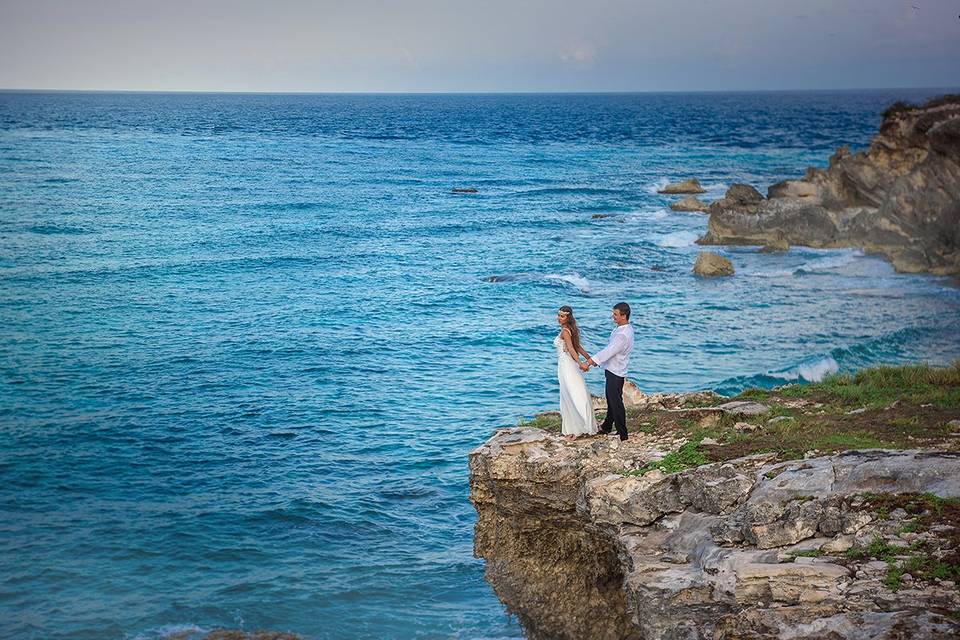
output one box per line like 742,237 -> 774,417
559,43 -> 597,69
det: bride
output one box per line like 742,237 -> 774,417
554,306 -> 598,439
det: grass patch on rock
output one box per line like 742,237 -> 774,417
625,441 -> 708,476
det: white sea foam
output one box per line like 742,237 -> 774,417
654,230 -> 701,248
545,273 -> 591,293
747,249 -> 864,278
645,177 -> 671,194
797,251 -> 862,273
771,356 -> 840,382
701,181 -> 728,195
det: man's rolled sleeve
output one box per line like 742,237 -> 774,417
593,333 -> 625,366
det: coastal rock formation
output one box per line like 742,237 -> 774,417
593,379 -> 648,411
658,178 -> 707,195
470,429 -> 960,640
759,238 -> 790,253
698,95 -> 960,275
693,251 -> 735,276
669,195 -> 711,212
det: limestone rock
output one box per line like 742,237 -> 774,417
669,195 -> 711,212
693,251 -> 735,277
698,95 -> 960,275
716,400 -> 771,417
658,178 -> 706,194
470,432 -> 960,640
759,238 -> 790,253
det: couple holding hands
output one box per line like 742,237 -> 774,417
554,302 -> 634,441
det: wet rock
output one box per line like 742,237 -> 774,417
670,195 -> 711,212
693,251 -> 735,276
759,238 -> 790,253
658,178 -> 706,194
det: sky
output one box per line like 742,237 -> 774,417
0,0 -> 958,92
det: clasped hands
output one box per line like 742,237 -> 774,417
579,358 -> 596,372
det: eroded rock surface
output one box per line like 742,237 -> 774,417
698,95 -> 960,275
470,429 -> 960,639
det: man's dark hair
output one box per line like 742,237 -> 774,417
613,302 -> 631,320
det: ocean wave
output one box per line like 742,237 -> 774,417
645,177 -> 672,194
747,250 -> 865,278
485,271 -> 592,294
626,207 -> 669,220
710,323 -> 958,395
794,251 -> 863,274
654,230 -> 701,248
544,273 -> 591,294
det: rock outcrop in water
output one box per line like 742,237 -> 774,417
698,95 -> 960,275
693,251 -> 735,276
470,423 -> 960,639
669,195 -> 711,213
659,179 -> 707,195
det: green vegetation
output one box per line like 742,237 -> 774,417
734,387 -> 771,401
846,492 -> 960,592
898,520 -> 924,534
777,362 -> 960,410
885,552 -> 960,592
845,536 -> 900,562
517,413 -> 562,432
626,441 -> 709,476
788,549 -> 823,558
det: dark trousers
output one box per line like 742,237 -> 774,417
600,370 -> 628,440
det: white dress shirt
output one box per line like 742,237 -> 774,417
593,323 -> 634,377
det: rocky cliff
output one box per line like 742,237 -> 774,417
470,415 -> 960,639
698,95 -> 960,275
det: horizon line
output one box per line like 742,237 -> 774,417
1,85 -> 958,97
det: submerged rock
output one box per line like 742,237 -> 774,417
451,187 -> 478,193
698,94 -> 960,275
693,251 -> 735,276
669,195 -> 711,212
658,178 -> 707,194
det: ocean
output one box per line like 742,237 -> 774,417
1,89 -> 959,640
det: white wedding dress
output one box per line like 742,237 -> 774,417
554,333 -> 598,436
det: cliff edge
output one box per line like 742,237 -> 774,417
470,367 -> 960,639
698,95 -> 960,275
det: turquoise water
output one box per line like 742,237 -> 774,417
1,90 -> 959,640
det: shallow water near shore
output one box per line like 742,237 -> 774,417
2,90 -> 960,640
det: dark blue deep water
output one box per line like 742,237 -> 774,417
2,90 -> 959,640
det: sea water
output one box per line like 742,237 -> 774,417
1,90 -> 959,639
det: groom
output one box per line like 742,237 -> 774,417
580,302 -> 634,441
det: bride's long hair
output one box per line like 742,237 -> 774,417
559,305 -> 583,355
